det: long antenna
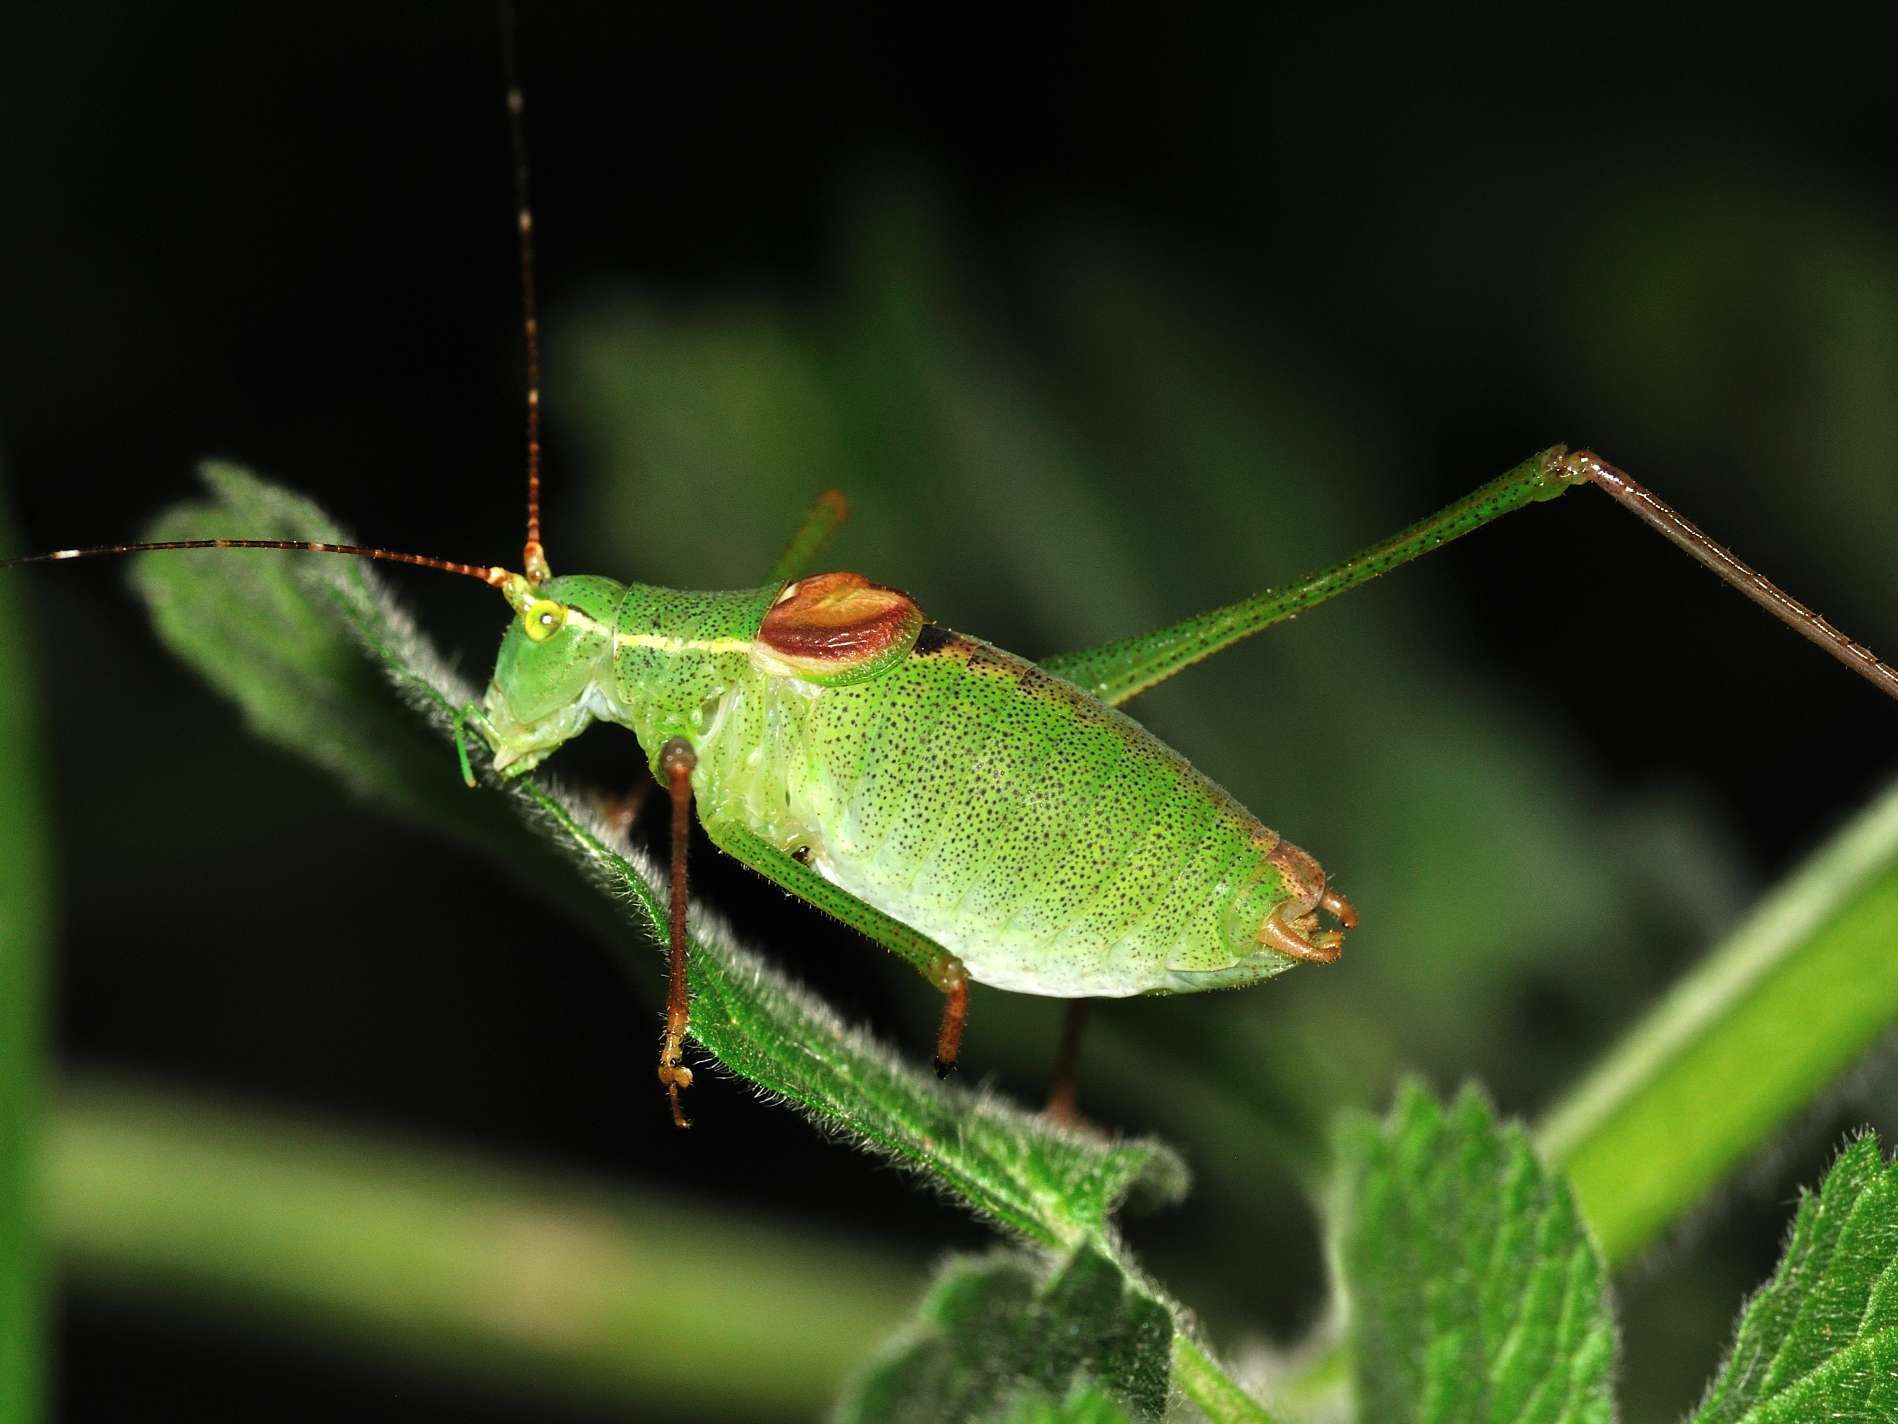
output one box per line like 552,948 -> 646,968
1566,450 -> 1898,703
3,14 -> 561,609
498,0 -> 548,585
0,539 -> 507,584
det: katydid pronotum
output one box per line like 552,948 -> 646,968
7,27 -> 1890,1139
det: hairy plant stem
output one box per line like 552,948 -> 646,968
1171,1335 -> 1284,1423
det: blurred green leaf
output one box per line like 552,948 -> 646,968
1336,1082 -> 1615,1424
51,1078 -> 921,1418
1556,177 -> 1898,593
131,464 -> 1186,1248
993,1385 -> 1132,1424
837,1245 -> 1171,1424
1691,1135 -> 1898,1422
0,495 -> 51,1424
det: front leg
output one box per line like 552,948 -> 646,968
453,701 -> 496,787
700,818 -> 971,1075
657,737 -> 698,1127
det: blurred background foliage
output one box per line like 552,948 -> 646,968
0,491 -> 51,1424
1,2 -> 1895,1420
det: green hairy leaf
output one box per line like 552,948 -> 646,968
130,464 -> 1185,1248
837,1245 -> 1170,1424
1336,1082 -> 1615,1424
1692,1136 -> 1898,1423
992,1387 -> 1131,1424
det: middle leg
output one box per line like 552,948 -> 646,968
700,818 -> 972,1075
1044,999 -> 1092,1125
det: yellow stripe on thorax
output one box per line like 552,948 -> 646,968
562,606 -> 755,657
612,631 -> 756,655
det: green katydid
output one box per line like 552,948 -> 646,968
12,452 -> 1896,1132
8,51 -> 1897,1136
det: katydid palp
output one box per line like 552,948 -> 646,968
7,27 -> 1890,1139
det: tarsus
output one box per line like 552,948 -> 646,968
1570,450 -> 1898,705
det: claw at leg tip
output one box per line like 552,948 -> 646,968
659,1062 -> 694,1129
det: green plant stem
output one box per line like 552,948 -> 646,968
1170,1335 -> 1282,1424
0,502 -> 50,1424
1536,778 -> 1898,1266
50,1080 -> 923,1417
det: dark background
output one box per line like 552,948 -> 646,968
3,2 -> 1897,1419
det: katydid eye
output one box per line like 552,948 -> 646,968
522,598 -> 567,642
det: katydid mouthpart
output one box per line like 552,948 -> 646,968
9,29 -> 1897,1134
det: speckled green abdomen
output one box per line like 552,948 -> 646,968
708,626 -> 1342,998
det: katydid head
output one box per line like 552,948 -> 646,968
478,572 -> 624,776
0,534 -> 588,785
